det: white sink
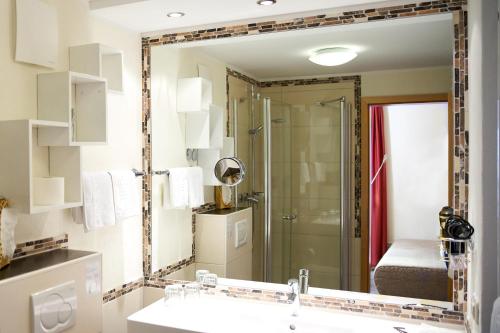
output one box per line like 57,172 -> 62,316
128,294 -> 463,333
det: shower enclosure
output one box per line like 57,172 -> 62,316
232,91 -> 351,290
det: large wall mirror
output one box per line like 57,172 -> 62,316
147,10 -> 469,311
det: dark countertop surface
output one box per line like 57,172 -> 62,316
198,207 -> 251,215
0,249 -> 96,282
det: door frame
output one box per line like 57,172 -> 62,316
360,93 -> 452,292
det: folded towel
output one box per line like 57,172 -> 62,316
73,172 -> 116,232
187,167 -> 204,208
168,168 -> 189,209
108,170 -> 141,221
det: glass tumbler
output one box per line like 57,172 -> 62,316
164,284 -> 183,305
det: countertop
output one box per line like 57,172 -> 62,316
198,207 -> 251,215
0,249 -> 96,282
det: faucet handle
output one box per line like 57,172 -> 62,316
288,278 -> 299,293
288,278 -> 298,286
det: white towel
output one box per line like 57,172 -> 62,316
168,168 -> 189,209
0,207 -> 18,260
72,172 -> 116,232
187,167 -> 204,208
108,170 -> 141,221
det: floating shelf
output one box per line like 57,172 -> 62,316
70,43 -> 123,93
37,71 -> 108,146
177,77 -> 212,113
198,137 -> 235,185
186,104 -> 224,149
0,120 -> 82,214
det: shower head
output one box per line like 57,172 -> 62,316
248,125 -> 264,135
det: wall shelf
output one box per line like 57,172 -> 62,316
37,71 -> 108,146
0,120 -> 82,214
177,77 -> 212,113
70,43 -> 123,93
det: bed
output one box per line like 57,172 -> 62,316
374,239 -> 449,301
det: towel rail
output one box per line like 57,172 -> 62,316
132,168 -> 170,177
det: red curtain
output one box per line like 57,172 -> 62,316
370,105 -> 388,268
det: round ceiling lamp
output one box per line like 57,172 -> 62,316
308,47 -> 358,66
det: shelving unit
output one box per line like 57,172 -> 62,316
177,77 -> 212,113
69,43 -> 123,93
0,120 -> 82,214
37,71 -> 108,146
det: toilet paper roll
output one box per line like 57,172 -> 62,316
33,177 -> 65,206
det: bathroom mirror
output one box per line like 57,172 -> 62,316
214,157 -> 246,186
147,9 -> 465,311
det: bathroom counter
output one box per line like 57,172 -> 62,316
198,207 -> 250,215
0,249 -> 96,283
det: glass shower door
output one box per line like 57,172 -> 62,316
264,97 -> 347,289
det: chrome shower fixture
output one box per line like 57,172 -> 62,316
248,125 -> 264,135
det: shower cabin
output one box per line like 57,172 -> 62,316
229,80 -> 353,291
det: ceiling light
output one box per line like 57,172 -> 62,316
166,12 -> 185,18
308,47 -> 358,66
257,0 -> 276,5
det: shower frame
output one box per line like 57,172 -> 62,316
261,96 -> 351,289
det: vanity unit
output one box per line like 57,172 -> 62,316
195,207 -> 252,280
0,249 -> 102,333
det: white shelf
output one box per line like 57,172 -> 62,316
198,137 -> 235,185
37,71 -> 108,146
70,43 -> 123,93
186,104 -> 224,149
177,77 -> 212,113
0,120 -> 82,214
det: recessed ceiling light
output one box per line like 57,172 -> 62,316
166,12 -> 185,18
257,0 -> 276,6
308,47 -> 358,66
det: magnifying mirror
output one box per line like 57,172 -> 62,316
214,157 -> 246,186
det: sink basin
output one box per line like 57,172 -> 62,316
128,294 -> 463,333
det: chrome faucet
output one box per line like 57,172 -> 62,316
298,268 -> 309,294
288,279 -> 300,317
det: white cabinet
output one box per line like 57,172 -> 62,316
0,120 -> 82,214
195,208 -> 252,280
177,78 -> 212,113
37,71 -> 107,146
70,43 -> 123,93
198,137 -> 235,185
185,104 -> 224,149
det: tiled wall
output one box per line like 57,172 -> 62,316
141,0 -> 468,316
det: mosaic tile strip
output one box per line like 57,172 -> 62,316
13,234 -> 68,259
102,277 -> 145,304
141,0 -> 468,315
142,1 -> 467,46
144,282 -> 464,326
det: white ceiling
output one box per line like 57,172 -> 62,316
172,15 -> 453,80
89,0 -> 407,33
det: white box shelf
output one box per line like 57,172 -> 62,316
37,71 -> 108,146
177,78 -> 212,113
198,137 -> 235,185
186,104 -> 224,149
70,43 -> 123,93
0,120 -> 82,214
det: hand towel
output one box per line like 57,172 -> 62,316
187,166 -> 204,208
77,172 -> 116,232
168,168 -> 189,209
108,170 -> 141,221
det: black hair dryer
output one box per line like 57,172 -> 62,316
439,206 -> 474,256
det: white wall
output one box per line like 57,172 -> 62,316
383,103 -> 448,243
0,1 -> 143,331
150,45 -> 228,272
467,0 -> 499,332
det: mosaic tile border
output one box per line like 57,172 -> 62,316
226,69 -> 363,237
13,234 -> 68,259
141,0 -> 468,315
102,277 -> 145,304
143,282 -> 464,326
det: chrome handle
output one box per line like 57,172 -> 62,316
282,214 -> 297,222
